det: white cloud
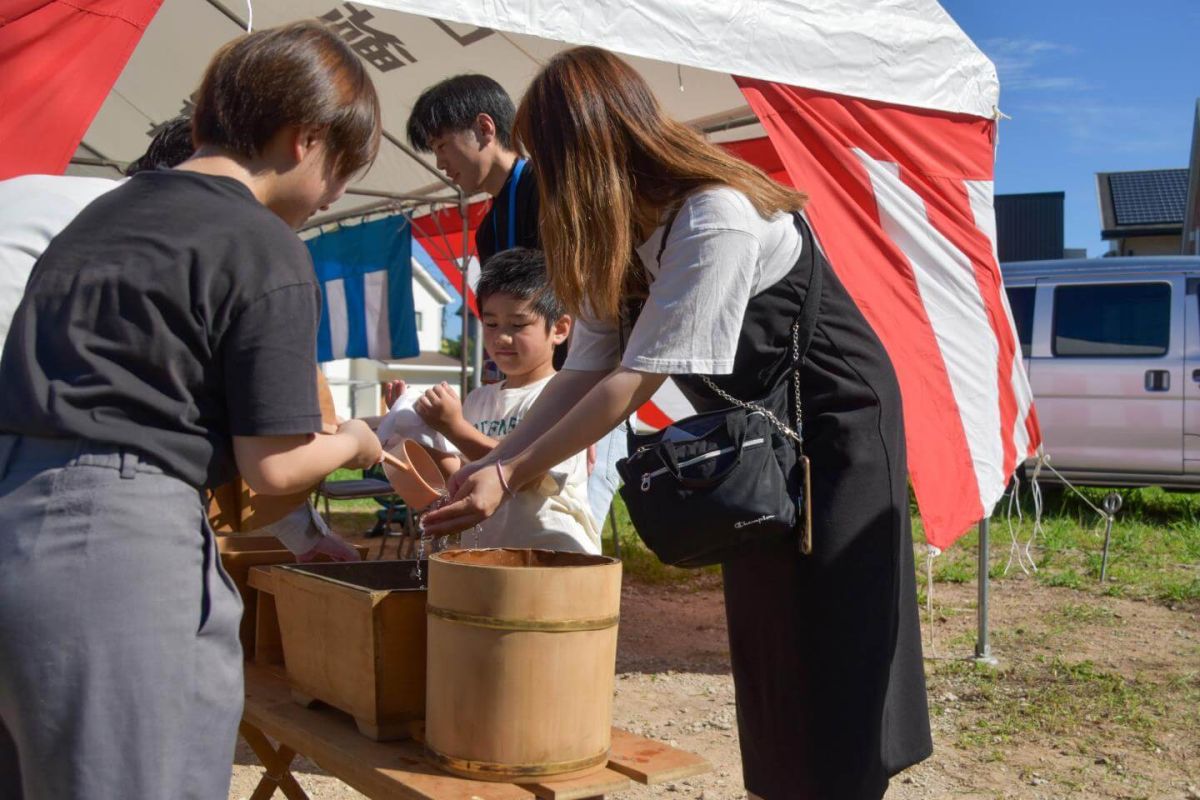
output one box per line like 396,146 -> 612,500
1013,101 -> 1180,155
982,37 -> 1085,93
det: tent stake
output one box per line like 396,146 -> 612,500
973,518 -> 998,666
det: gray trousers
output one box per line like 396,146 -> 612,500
0,435 -> 243,800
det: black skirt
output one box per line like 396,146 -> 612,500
678,218 -> 932,799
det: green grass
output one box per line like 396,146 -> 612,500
930,655 -> 1184,753
601,495 -> 722,585
914,485 -> 1200,606
318,468 -> 397,513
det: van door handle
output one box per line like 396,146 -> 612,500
1144,370 -> 1170,391
1193,369 -> 1200,383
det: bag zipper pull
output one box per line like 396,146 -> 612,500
640,473 -> 652,492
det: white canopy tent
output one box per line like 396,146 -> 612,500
70,0 -> 998,200
67,0 -> 999,417
59,0 -> 1035,571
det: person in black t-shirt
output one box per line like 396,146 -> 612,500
406,74 -> 539,265
0,23 -> 382,799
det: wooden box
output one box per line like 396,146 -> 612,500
217,534 -> 367,661
273,561 -> 427,741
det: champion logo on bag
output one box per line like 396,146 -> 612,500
733,514 -> 776,530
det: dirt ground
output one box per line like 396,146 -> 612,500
229,563 -> 1200,800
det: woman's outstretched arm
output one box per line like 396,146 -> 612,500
421,367 -> 665,535
477,367 -> 610,464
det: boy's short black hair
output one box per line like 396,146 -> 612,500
126,115 -> 195,176
477,248 -> 565,326
406,74 -> 515,152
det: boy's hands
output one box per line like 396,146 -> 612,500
382,379 -> 407,409
415,382 -> 464,435
338,418 -> 383,469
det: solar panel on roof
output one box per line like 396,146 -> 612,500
1109,169 -> 1187,226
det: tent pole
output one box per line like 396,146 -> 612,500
459,191 -> 471,399
383,132 -> 460,194
973,518 -> 998,665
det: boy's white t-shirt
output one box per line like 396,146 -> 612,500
461,375 -> 600,554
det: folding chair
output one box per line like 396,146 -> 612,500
312,474 -> 409,559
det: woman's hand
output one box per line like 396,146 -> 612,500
420,460 -> 509,536
445,456 -> 492,497
338,418 -> 382,469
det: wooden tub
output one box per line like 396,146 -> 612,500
424,548 -> 622,782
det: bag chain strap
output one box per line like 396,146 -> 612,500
697,317 -> 804,446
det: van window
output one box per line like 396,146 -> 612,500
1052,282 -> 1170,357
1005,287 -> 1034,357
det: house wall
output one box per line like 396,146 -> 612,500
375,365 -> 464,402
413,278 -> 445,352
321,270 -> 454,419
321,358 -> 384,420
1109,234 -> 1184,257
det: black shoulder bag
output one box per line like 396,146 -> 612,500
614,212 -> 821,568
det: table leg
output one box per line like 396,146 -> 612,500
240,721 -> 312,800
253,591 -> 284,667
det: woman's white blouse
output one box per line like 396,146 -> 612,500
564,186 -> 804,375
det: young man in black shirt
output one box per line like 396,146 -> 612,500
407,73 -> 539,265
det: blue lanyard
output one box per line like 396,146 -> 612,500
492,158 -> 527,250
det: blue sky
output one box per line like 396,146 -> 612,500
942,0 -> 1199,256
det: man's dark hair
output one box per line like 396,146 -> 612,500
406,74 -> 516,152
477,248 -> 564,326
193,21 -> 381,181
125,116 -> 195,176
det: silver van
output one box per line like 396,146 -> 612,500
1002,256 -> 1200,489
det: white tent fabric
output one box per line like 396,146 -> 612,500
70,0 -> 998,219
367,0 -> 999,117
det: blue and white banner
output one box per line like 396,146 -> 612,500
307,215 -> 419,363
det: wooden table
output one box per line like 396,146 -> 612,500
239,568 -> 711,800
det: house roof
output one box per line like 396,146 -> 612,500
1097,168 -> 1188,239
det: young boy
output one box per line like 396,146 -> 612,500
412,248 -> 599,554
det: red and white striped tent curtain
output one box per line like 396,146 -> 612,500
0,0 -> 1040,548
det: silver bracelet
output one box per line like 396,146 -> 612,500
495,460 -> 516,498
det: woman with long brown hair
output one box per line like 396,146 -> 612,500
422,46 -> 931,799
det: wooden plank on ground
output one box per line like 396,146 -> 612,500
606,728 -> 711,785
527,767 -> 631,800
243,665 -> 534,800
